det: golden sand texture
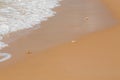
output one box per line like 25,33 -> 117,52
0,0 -> 120,80
102,0 -> 120,19
1,0 -> 116,64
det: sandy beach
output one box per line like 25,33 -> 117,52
0,0 -> 120,80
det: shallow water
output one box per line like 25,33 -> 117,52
0,0 -> 120,79
0,0 -> 61,62
0,0 -> 116,65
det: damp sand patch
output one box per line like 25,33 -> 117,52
0,0 -> 61,62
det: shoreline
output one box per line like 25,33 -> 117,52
1,0 -> 116,65
101,0 -> 120,20
0,0 -> 61,63
0,0 -> 120,79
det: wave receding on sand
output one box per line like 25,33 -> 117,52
0,0 -> 61,62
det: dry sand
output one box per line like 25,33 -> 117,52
0,0 -> 120,80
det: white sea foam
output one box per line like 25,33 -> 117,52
0,0 -> 61,62
0,53 -> 11,62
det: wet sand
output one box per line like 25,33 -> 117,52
0,0 -> 120,80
